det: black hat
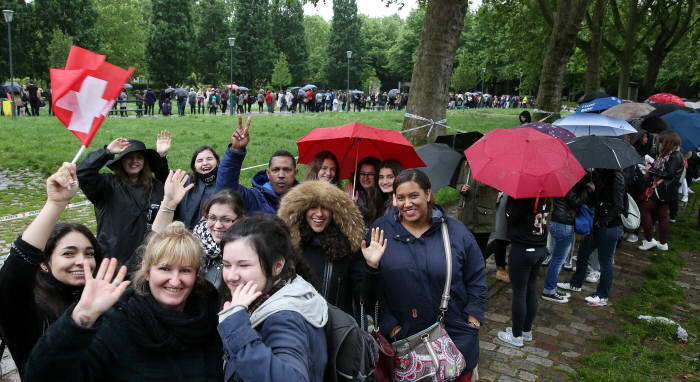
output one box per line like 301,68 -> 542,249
106,140 -> 161,171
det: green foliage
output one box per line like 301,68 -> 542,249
303,15 -> 330,85
271,52 -> 292,89
362,68 -> 381,94
360,14 -> 403,88
325,0 -> 366,89
95,0 -> 147,76
0,0 -> 35,80
193,0 -> 230,87
232,0 -> 276,88
271,0 -> 308,85
146,0 -> 193,86
450,49 -> 478,92
47,29 -> 74,70
387,7 -> 424,84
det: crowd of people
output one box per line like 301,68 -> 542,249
447,92 -> 531,110
0,102 -> 696,380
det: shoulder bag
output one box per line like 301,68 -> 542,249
391,219 -> 467,381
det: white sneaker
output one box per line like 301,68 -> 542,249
638,239 -> 658,251
557,282 -> 582,292
625,234 -> 638,243
585,270 -> 601,283
506,327 -> 532,341
656,242 -> 668,251
585,295 -> 608,306
497,330 -> 524,347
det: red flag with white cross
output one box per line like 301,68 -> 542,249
51,46 -> 135,160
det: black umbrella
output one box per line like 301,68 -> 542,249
577,91 -> 609,104
435,131 -> 484,154
164,87 -> 175,94
645,103 -> 699,119
566,136 -> 642,170
174,88 -> 188,98
414,143 -> 464,192
2,81 -> 21,94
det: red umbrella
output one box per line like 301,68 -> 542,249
227,84 -> 239,90
646,93 -> 685,106
464,128 -> 585,199
296,122 -> 425,179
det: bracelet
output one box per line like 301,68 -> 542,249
160,205 -> 176,213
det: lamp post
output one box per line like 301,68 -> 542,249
346,50 -> 352,112
518,71 -> 523,98
481,67 -> 486,108
228,37 -> 235,115
4,10 -> 15,118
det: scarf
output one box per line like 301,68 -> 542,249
653,147 -> 680,172
199,167 -> 218,186
192,220 -> 221,269
127,284 -> 218,352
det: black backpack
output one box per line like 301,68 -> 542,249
325,304 -> 378,382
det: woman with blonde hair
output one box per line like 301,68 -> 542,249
25,222 -> 222,381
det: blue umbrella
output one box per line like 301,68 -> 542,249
351,89 -> 364,94
302,84 -> 317,90
660,110 -> 700,152
238,86 -> 249,91
289,86 -> 301,92
576,96 -> 623,113
553,113 -> 637,137
123,83 -> 133,89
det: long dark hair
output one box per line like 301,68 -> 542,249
112,156 -> 154,188
304,151 -> 341,187
34,223 -> 104,324
351,157 -> 383,224
201,189 -> 246,220
190,146 -> 220,184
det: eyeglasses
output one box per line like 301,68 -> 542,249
359,172 -> 376,178
206,215 -> 238,225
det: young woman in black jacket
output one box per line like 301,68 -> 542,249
0,163 -> 103,379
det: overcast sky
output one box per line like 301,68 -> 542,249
303,0 -> 482,21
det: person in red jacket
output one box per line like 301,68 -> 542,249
265,90 -> 273,113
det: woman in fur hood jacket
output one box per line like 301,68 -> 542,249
278,180 -> 385,315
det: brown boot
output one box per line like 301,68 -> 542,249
496,266 -> 510,283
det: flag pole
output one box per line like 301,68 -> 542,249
71,145 -> 87,164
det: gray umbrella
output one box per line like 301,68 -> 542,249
388,89 -> 400,97
302,84 -> 317,91
2,81 -> 21,94
174,88 -> 188,98
164,87 -> 175,94
414,143 -> 464,192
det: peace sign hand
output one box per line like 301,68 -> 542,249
230,115 -> 252,152
361,228 -> 388,269
71,258 -> 130,328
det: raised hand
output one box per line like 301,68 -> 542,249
71,258 -> 130,328
361,228 -> 388,269
46,162 -> 79,205
226,280 -> 262,308
156,130 -> 171,157
106,138 -> 130,155
230,115 -> 252,152
162,169 -> 194,209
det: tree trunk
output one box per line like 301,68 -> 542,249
584,0 -> 605,93
640,54 -> 665,100
534,0 -> 590,123
401,0 -> 468,146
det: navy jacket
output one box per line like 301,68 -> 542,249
215,147 -> 297,214
370,207 -> 488,372
176,178 -> 216,230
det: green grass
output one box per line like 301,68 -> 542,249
574,183 -> 700,381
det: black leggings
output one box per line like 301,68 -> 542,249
472,233 -> 490,257
508,244 -> 546,337
484,239 -> 508,268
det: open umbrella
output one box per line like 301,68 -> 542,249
577,91 -> 609,104
602,102 -> 655,120
513,121 -> 575,141
174,88 -> 188,98
553,113 -> 637,136
464,127 -> 585,199
2,81 -> 21,94
646,93 -> 685,106
566,136 -> 642,170
302,84 -> 317,91
296,122 -> 426,179
435,131 -> 484,153
646,103 -> 699,118
289,86 -> 301,92
685,101 -> 700,109
351,89 -> 364,94
226,84 -> 239,90
163,87 -> 175,94
122,83 -> 133,89
388,89 -> 400,97
238,86 -> 249,91
660,110 -> 700,152
576,96 -> 623,113
414,143 -> 464,192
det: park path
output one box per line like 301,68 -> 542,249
1,172 -> 697,381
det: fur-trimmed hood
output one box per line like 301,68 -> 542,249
278,180 -> 365,252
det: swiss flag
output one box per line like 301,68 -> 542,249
51,46 -> 135,147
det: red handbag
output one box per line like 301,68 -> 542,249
371,302 -> 394,382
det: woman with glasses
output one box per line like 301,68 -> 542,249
152,170 -> 245,289
345,157 -> 383,225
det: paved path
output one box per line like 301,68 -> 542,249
1,171 -> 697,381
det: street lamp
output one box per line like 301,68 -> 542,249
481,67 -> 486,107
3,10 -> 15,118
518,71 -> 523,98
346,50 -> 352,112
228,37 -> 235,115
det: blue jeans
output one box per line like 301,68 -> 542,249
543,222 -> 574,294
568,225 -> 620,298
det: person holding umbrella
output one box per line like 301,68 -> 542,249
456,160 -> 499,259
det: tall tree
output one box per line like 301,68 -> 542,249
270,52 -> 292,89
0,0 -> 34,80
146,0 -> 193,86
232,0 -> 276,88
47,29 -> 74,69
401,0 -> 468,146
302,15 -> 330,85
325,0 -> 365,89
33,0 -> 99,79
387,8 -> 425,84
271,0 -> 308,85
534,0 -> 590,121
95,0 -> 148,76
360,15 -> 403,89
193,0 -> 230,86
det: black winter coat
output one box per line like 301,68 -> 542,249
77,147 -> 167,264
551,178 -> 594,225
593,170 -> 626,228
649,151 -> 684,203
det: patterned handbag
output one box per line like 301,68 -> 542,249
390,219 -> 467,382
